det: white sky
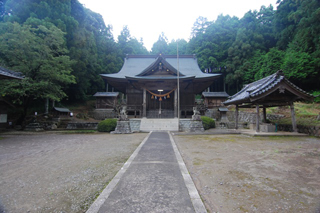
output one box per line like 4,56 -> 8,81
78,0 -> 278,51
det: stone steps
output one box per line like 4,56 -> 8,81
139,118 -> 179,132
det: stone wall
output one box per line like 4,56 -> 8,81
66,122 -> 98,130
226,111 -> 285,124
89,109 -> 117,120
179,119 -> 191,132
129,119 -> 141,132
179,119 -> 204,132
277,124 -> 320,137
205,109 -> 284,123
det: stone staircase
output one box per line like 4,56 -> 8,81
139,118 -> 179,132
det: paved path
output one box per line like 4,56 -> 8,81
87,131 -> 206,213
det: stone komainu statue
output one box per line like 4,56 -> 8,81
120,106 -> 127,115
192,106 -> 201,121
119,106 -> 128,121
193,106 -> 200,115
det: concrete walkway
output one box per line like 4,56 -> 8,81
87,131 -> 206,213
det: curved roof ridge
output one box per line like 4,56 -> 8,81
250,71 -> 284,97
136,55 -> 182,76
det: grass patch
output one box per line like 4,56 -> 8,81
60,130 -> 98,134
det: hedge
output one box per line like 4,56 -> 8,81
97,119 -> 117,132
201,116 -> 215,130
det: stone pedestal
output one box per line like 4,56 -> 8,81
192,114 -> 201,121
189,120 -> 204,132
260,124 -> 276,132
111,121 -> 132,134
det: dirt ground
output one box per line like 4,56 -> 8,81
1,132 -> 320,213
0,132 -> 147,213
174,134 -> 320,213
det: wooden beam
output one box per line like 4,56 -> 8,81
263,107 -> 267,123
290,102 -> 298,132
256,104 -> 260,132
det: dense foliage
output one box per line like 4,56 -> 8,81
0,0 -> 319,122
97,118 -> 117,132
185,0 -> 320,94
201,116 -> 216,130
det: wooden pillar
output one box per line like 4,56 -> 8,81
263,107 -> 267,123
174,89 -> 178,118
142,88 -> 146,118
290,102 -> 298,132
256,104 -> 260,132
235,105 -> 239,129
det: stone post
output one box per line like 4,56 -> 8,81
290,102 -> 297,132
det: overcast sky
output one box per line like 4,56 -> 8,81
78,0 -> 278,51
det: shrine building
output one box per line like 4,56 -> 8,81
100,54 -> 220,118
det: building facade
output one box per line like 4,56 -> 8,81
100,54 -> 220,118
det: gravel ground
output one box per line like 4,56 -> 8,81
2,132 -> 320,213
0,132 -> 147,213
174,134 -> 320,213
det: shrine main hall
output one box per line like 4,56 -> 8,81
100,54 -> 220,118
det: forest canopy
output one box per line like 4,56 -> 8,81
0,0 -> 319,117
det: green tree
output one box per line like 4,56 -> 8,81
151,32 -> 169,54
253,48 -> 285,80
117,25 -> 148,57
0,21 -> 75,120
167,39 -> 189,55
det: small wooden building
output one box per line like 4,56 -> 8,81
224,70 -> 314,132
202,92 -> 229,108
52,107 -> 72,118
93,92 -> 119,109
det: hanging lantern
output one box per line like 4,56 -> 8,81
151,95 -> 154,99
167,94 -> 170,98
155,96 -> 157,99
164,96 -> 166,100
159,97 -> 162,101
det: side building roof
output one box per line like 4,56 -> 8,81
202,92 -> 229,98
224,70 -> 314,106
93,92 -> 119,97
0,66 -> 24,80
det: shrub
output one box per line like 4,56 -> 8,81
312,91 -> 320,103
201,116 -> 215,130
97,119 -> 117,132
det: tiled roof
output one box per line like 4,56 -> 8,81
224,70 -> 314,105
100,54 -> 219,80
93,92 -> 119,97
0,66 -> 24,80
202,91 -> 229,98
53,107 -> 71,113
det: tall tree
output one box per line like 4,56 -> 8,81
151,32 -> 169,54
0,21 -> 75,120
117,25 -> 148,57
